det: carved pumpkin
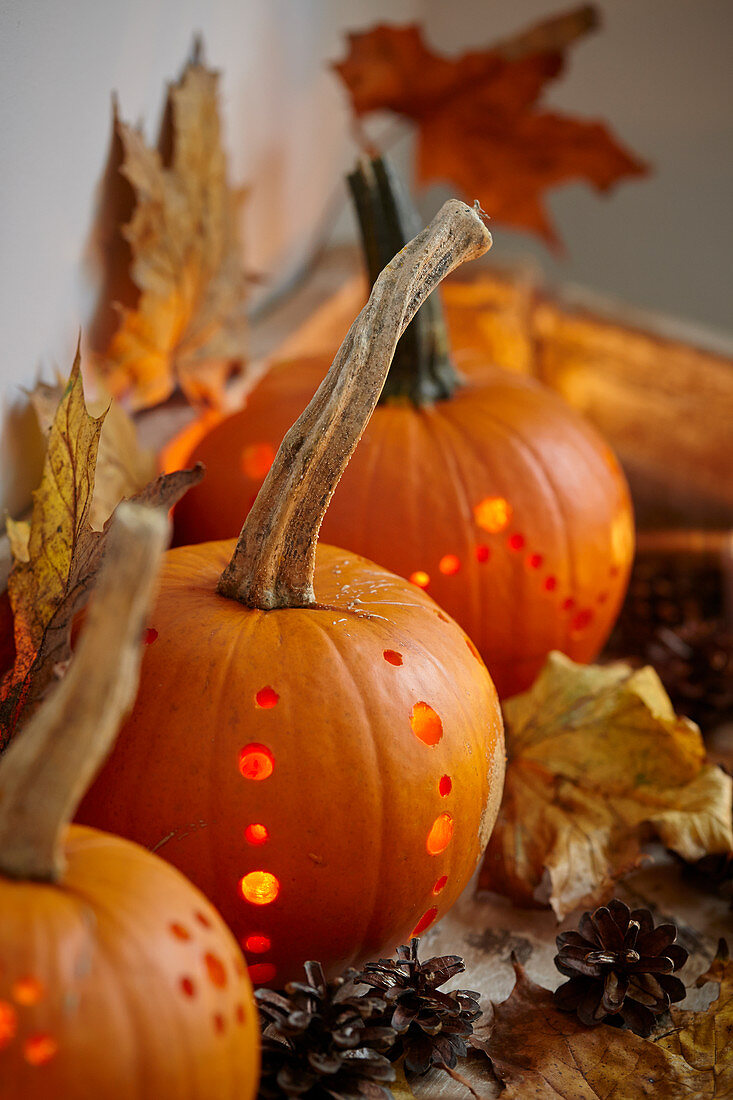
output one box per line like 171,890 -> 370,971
173,158 -> 634,698
79,202 -> 504,985
0,507 -> 259,1099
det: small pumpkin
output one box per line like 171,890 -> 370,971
79,201 -> 504,986
0,507 -> 259,1099
173,157 -> 634,698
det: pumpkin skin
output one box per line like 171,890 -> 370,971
172,355 -> 634,698
0,828 -> 259,1098
78,540 -> 504,985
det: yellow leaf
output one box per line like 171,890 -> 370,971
480,652 -> 733,918
98,51 -> 248,410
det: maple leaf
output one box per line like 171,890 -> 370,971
471,948 -> 731,1098
479,652 -> 733,918
333,6 -> 648,246
0,350 -> 204,749
97,45 -> 249,410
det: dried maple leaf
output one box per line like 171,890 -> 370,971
97,46 -> 248,409
472,948 -> 731,1098
0,351 -> 203,749
333,6 -> 648,246
479,652 -> 733,918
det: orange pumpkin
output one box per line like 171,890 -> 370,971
0,507 -> 259,1099
79,201 -> 504,985
173,158 -> 634,698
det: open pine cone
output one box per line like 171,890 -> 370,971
355,939 -> 481,1075
256,960 -> 396,1098
554,898 -> 688,1036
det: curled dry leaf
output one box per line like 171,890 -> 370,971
479,652 -> 733,918
0,352 -> 204,749
472,946 -> 732,1099
333,5 -> 648,246
97,49 -> 249,409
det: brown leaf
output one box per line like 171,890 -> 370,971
479,652 -> 733,918
97,51 -> 249,409
333,7 -> 648,246
471,955 -> 728,1098
0,353 -> 204,749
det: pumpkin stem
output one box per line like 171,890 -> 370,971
217,198 -> 492,609
348,155 -> 460,405
0,504 -> 168,881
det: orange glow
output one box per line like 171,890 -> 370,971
475,544 -> 490,563
238,744 -> 274,781
205,953 -> 228,988
249,962 -> 277,984
241,871 -> 280,905
544,576 -> 557,591
426,813 -> 454,855
439,774 -> 452,797
562,597 -> 575,611
180,977 -> 196,997
244,934 -> 271,955
409,570 -> 430,589
571,608 -> 594,633
169,922 -> 191,941
241,442 -> 276,480
412,907 -> 438,936
143,627 -> 158,645
23,1034 -> 58,1066
527,553 -> 543,570
245,823 -> 269,846
11,977 -> 44,1006
474,496 -> 512,533
255,686 -> 279,709
439,554 -> 461,576
508,533 -> 525,551
383,649 -> 403,666
433,875 -> 448,895
410,702 -> 443,746
0,1001 -> 17,1050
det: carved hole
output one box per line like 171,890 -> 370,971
240,872 -> 280,905
383,650 -> 403,666
561,597 -> 575,611
238,744 -> 275,781
23,1035 -> 58,1066
508,533 -> 525,551
544,576 -> 558,592
180,977 -> 196,998
438,554 -> 461,576
143,627 -> 158,645
249,962 -> 277,984
466,636 -> 481,662
439,775 -> 452,797
213,1013 -> 226,1034
474,497 -> 512,533
433,876 -> 448,895
244,934 -> 271,955
236,1004 -> 246,1025
409,570 -> 430,589
255,686 -> 279,709
169,922 -> 191,941
241,442 -> 276,480
527,553 -> 543,570
426,813 -> 453,856
11,977 -> 44,1006
245,823 -> 269,846
571,609 -> 594,633
412,907 -> 438,937
410,702 -> 443,746
475,544 -> 490,563
0,1002 -> 18,1050
195,911 -> 213,929
204,953 -> 227,989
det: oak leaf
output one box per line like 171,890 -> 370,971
471,946 -> 731,1099
0,351 -> 203,749
479,652 -> 733,918
98,48 -> 248,409
333,6 -> 648,246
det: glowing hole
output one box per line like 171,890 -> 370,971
527,553 -> 543,570
474,496 -> 512,533
571,609 -> 594,633
241,442 -> 275,480
255,686 -> 279,709
245,823 -> 269,846
180,977 -> 196,998
409,570 -> 430,589
436,611 -> 450,623
238,744 -> 274,781
143,627 -> 158,645
433,875 -> 448,895
426,813 -> 453,856
205,953 -> 228,989
475,544 -> 490,563
383,650 -> 403,666
597,591 -> 609,604
439,554 -> 461,576
410,702 -> 443,746
241,871 -> 280,906
244,934 -> 272,955
249,963 -> 277,984
412,907 -> 438,937
12,977 -> 44,1006
0,1002 -> 18,1050
213,1013 -> 226,1034
236,1004 -> 246,1025
508,533 -> 525,551
169,922 -> 191,941
195,911 -> 213,929
466,636 -> 481,662
544,576 -> 557,592
561,597 -> 575,611
23,1035 -> 58,1066
439,775 -> 452,797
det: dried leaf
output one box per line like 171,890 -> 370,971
333,7 -> 648,246
472,950 -> 731,1098
0,354 -> 204,749
98,51 -> 248,409
479,652 -> 733,918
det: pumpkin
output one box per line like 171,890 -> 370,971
78,201 -> 504,986
173,157 -> 634,698
0,506 -> 259,1099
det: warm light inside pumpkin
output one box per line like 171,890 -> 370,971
244,934 -> 271,954
411,907 -> 438,936
240,871 -> 280,905
238,744 -> 275,780
439,554 -> 461,575
474,496 -> 512,533
426,813 -> 453,855
0,1001 -> 17,1049
433,875 -> 448,895
255,686 -> 279,708
383,649 -> 403,666
11,977 -> 44,1006
438,774 -> 452,797
245,823 -> 269,845
409,570 -> 430,588
410,702 -> 443,746
249,962 -> 277,984
241,442 -> 276,479
23,1034 -> 58,1066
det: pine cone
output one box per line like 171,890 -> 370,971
256,960 -> 396,1098
554,899 -> 688,1036
355,939 -> 481,1075
647,621 -> 733,731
